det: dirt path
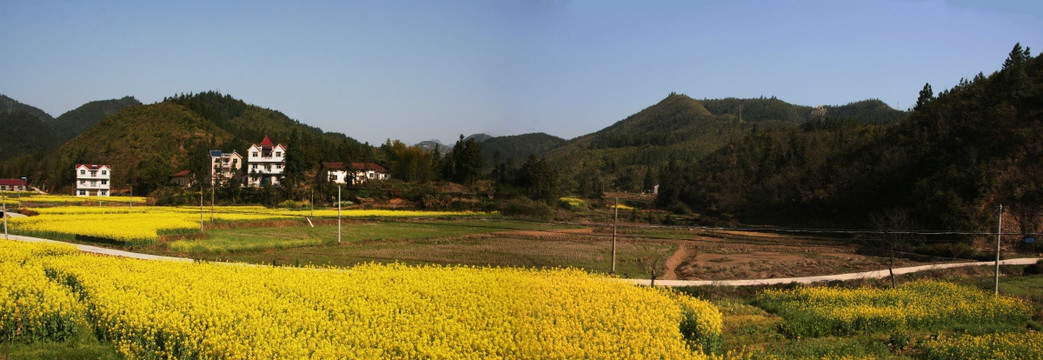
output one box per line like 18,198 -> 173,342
660,242 -> 692,280
627,258 -> 1043,287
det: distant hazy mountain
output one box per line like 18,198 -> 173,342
416,140 -> 451,154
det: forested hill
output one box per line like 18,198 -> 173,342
701,98 -> 907,125
0,94 -> 55,123
0,95 -> 141,161
1,92 -> 374,194
481,132 -> 565,169
543,93 -> 905,194
53,96 -> 141,141
662,44 -> 1043,233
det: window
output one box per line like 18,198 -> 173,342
252,152 -> 258,157
264,165 -> 271,171
101,180 -> 108,185
276,151 -> 282,157
80,169 -> 85,175
102,170 -> 107,175
90,171 -> 97,177
252,164 -> 257,169
100,190 -> 107,196
78,190 -> 86,196
276,164 -> 282,169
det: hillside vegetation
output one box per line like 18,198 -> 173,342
662,44 -> 1043,233
542,93 -> 906,194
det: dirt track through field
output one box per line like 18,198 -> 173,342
660,243 -> 692,280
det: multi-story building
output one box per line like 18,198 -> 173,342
75,164 -> 111,196
209,150 -> 243,185
245,136 -> 286,187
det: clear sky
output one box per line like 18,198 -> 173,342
2,0 -> 1041,145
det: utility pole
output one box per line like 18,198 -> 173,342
199,183 -> 204,232
310,189 -> 314,217
211,177 -> 215,222
3,192 -> 8,240
612,197 -> 618,274
337,185 -> 342,243
129,185 -> 133,208
995,204 -> 1003,295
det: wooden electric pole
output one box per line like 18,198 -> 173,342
612,197 -> 618,274
995,204 -> 1003,295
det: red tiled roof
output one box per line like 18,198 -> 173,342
75,164 -> 110,170
259,135 -> 274,147
323,162 -> 346,170
0,178 -> 27,186
350,163 -> 388,173
171,170 -> 191,177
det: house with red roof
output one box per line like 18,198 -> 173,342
245,135 -> 287,187
170,169 -> 193,187
0,178 -> 28,192
75,164 -> 111,196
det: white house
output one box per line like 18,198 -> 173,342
323,162 -> 350,184
323,162 -> 390,185
350,162 -> 390,185
75,164 -> 111,196
245,135 -> 286,187
209,150 -> 243,185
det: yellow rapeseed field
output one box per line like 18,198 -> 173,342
920,331 -> 1043,360
2,239 -> 722,359
755,280 -> 1032,338
9,206 -> 491,245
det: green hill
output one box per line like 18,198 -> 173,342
53,96 -> 141,141
0,111 -> 59,162
482,132 -> 565,169
543,93 -> 755,192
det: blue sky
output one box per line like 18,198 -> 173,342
2,0 -> 1041,145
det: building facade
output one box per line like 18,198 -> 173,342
210,150 -> 243,185
75,164 -> 111,196
0,178 -> 28,192
323,162 -> 390,185
245,135 -> 287,187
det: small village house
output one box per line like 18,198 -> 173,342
0,178 -> 28,192
170,170 -> 193,187
75,164 -> 111,196
323,162 -> 390,185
